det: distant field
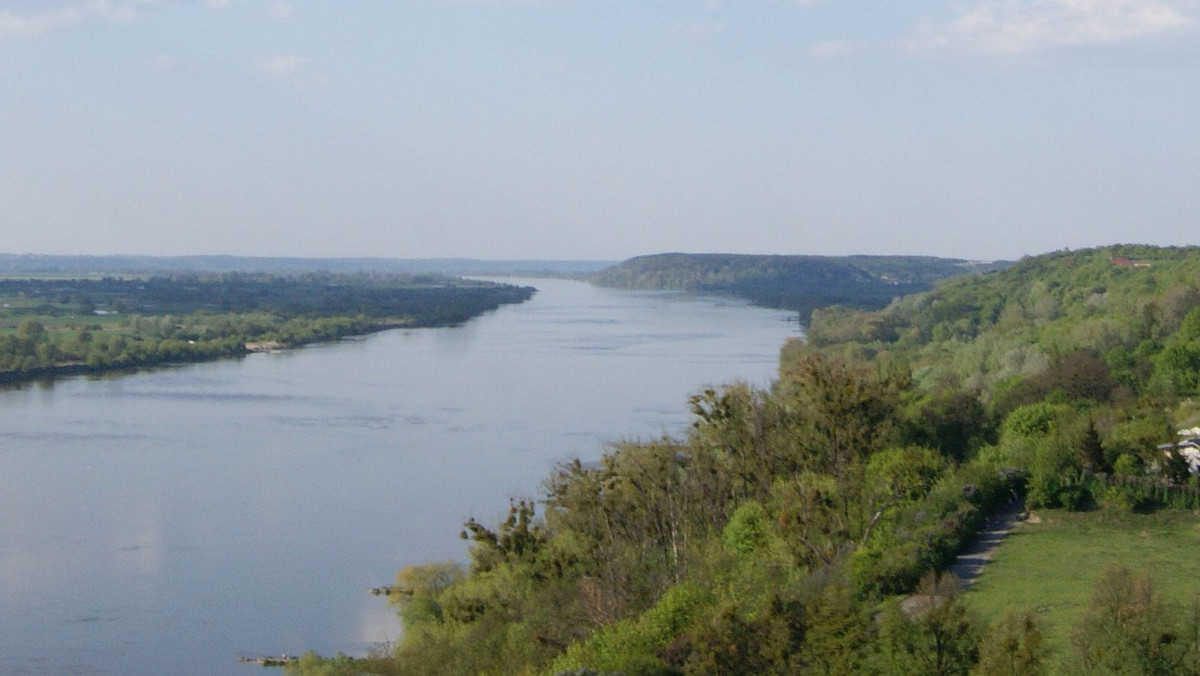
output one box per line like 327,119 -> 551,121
963,509 -> 1200,647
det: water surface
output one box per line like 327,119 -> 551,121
0,278 -> 798,674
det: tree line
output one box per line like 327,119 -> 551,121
589,253 -> 1007,321
0,273 -> 534,381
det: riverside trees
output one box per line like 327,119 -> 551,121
294,245 -> 1200,675
0,273 -> 533,381
320,351 -> 1020,675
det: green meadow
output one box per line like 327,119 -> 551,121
964,509 -> 1200,648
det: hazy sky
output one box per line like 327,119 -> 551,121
2,0 -> 1198,261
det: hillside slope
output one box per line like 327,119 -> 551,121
801,244 -> 1200,401
591,253 -> 1005,319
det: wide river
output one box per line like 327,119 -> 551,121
0,278 -> 799,675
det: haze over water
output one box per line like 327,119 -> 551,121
0,278 -> 797,675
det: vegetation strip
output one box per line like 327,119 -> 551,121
0,273 -> 534,384
590,252 -> 1008,320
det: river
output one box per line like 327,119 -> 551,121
0,278 -> 798,675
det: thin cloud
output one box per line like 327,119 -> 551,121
146,53 -> 176,71
254,54 -> 308,78
906,0 -> 1195,56
267,2 -> 293,21
0,1 -> 137,40
252,54 -> 327,85
807,39 -> 857,58
675,21 -> 728,40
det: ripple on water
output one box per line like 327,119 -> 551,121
276,415 -> 398,430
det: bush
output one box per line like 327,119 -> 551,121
1057,481 -> 1094,512
1095,481 -> 1158,513
548,583 -> 716,676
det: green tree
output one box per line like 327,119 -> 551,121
1080,422 -> 1108,473
774,353 -> 907,479
974,611 -> 1047,676
799,579 -> 871,675
15,319 -> 46,345
1069,566 -> 1193,675
874,598 -> 978,675
862,446 -> 946,544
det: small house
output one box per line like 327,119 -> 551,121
1159,437 -> 1200,474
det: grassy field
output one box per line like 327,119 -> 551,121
963,508 -> 1200,649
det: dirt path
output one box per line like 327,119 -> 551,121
949,505 -> 1028,587
901,504 -> 1028,617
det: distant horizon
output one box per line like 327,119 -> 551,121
3,243 -> 1194,265
0,249 -> 1006,265
0,236 -> 1191,265
0,252 -> 619,262
0,252 -> 617,277
3,3 -> 1197,262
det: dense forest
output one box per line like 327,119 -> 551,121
0,273 -> 534,382
590,253 -> 1007,320
294,245 -> 1200,675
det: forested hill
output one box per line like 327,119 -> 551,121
590,253 -> 1006,319
290,244 -> 1200,675
803,244 -> 1200,401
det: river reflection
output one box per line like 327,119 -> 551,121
0,278 -> 798,675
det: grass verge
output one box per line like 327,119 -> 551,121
963,508 -> 1200,649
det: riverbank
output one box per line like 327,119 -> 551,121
0,273 -> 535,387
0,317 -> 466,387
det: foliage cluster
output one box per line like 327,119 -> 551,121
295,352 -> 1024,675
295,245 -> 1200,675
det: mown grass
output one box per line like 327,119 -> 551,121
963,508 -> 1200,649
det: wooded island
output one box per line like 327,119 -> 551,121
0,273 -> 534,383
